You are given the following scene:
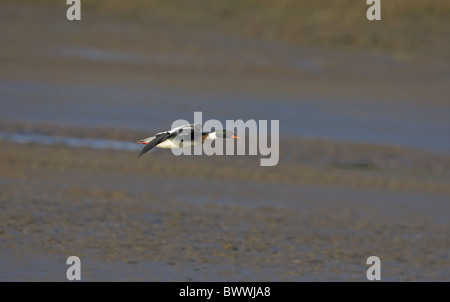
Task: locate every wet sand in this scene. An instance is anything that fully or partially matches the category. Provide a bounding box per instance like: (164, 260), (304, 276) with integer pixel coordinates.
(1, 136), (449, 281)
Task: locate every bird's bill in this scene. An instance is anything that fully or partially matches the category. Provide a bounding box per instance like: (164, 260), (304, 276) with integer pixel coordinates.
(231, 135), (241, 139)
(136, 140), (148, 144)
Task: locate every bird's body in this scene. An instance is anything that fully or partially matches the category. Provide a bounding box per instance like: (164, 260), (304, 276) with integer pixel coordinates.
(136, 124), (238, 157)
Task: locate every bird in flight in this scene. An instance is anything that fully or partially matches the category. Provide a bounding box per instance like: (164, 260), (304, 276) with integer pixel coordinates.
(136, 124), (240, 157)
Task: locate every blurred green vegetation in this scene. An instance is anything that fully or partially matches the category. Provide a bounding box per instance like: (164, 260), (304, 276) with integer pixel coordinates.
(3, 0), (450, 60)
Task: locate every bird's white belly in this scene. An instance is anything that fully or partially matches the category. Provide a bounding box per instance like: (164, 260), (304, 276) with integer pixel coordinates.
(156, 140), (179, 149)
(156, 139), (198, 149)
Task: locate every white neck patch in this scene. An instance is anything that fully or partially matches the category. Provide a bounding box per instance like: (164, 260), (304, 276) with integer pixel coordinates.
(207, 132), (218, 140)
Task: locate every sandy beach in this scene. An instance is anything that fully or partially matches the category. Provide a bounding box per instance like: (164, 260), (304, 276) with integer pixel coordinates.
(1, 1), (449, 281)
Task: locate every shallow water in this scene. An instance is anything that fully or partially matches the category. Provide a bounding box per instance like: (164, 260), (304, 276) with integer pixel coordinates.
(1, 80), (450, 153)
(0, 133), (141, 152)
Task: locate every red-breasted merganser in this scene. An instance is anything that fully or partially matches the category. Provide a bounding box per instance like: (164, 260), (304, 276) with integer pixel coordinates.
(136, 124), (240, 157)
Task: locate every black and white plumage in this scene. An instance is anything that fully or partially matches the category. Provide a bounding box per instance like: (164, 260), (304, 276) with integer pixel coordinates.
(136, 124), (239, 157)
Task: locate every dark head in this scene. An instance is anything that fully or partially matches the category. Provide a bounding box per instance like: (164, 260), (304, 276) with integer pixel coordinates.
(216, 130), (240, 139)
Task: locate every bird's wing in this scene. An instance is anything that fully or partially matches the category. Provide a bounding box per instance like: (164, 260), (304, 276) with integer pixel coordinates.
(171, 124), (204, 145)
(138, 131), (176, 157)
(139, 124), (202, 157)
(172, 129), (194, 144)
(169, 123), (202, 134)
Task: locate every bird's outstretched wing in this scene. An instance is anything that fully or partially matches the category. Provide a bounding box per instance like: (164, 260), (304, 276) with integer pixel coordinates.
(169, 123), (202, 134)
(138, 124), (202, 157)
(171, 124), (203, 146)
(138, 131), (176, 157)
